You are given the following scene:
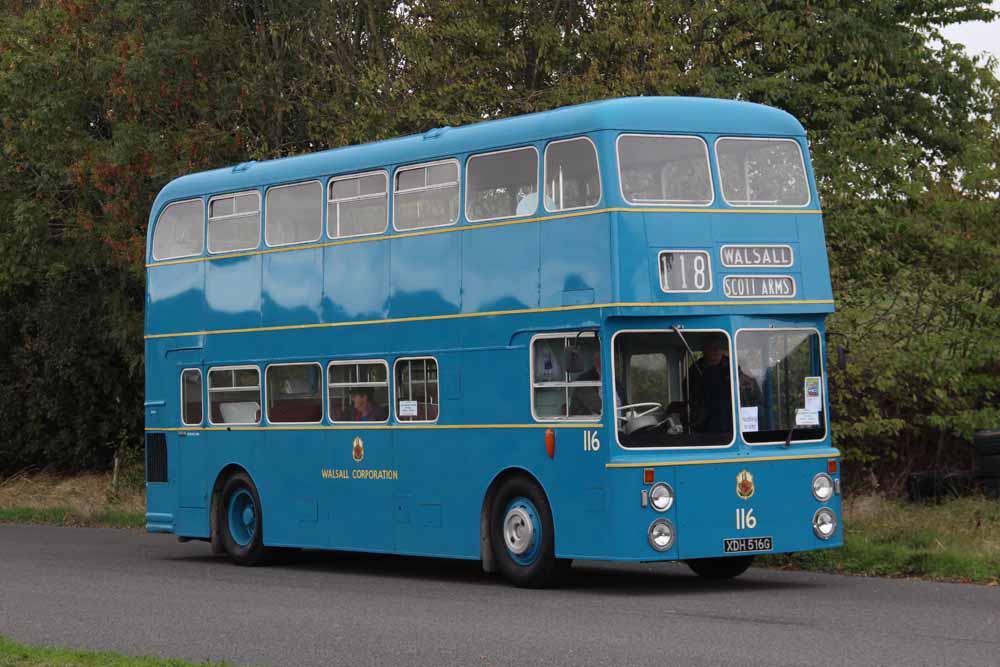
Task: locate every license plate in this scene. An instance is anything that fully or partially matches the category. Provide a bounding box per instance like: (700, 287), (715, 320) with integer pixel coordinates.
(723, 536), (773, 553)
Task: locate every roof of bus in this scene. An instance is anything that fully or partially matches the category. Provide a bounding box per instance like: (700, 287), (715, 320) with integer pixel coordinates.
(151, 96), (806, 209)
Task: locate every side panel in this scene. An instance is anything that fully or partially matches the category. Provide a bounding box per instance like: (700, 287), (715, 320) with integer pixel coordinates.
(263, 248), (323, 327)
(147, 263), (204, 335)
(205, 255), (262, 331)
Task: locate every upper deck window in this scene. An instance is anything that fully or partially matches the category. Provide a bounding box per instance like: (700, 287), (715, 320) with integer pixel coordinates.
(208, 191), (260, 254)
(716, 138), (810, 207)
(465, 147), (539, 221)
(265, 181), (323, 247)
(544, 137), (600, 212)
(393, 160), (460, 231)
(151, 199), (204, 261)
(617, 135), (713, 206)
(328, 172), (388, 239)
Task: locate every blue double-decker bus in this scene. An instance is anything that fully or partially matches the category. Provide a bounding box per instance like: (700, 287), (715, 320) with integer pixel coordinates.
(144, 97), (841, 587)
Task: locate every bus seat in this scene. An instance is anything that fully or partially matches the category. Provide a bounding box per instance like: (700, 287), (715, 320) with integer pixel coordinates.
(220, 401), (260, 424)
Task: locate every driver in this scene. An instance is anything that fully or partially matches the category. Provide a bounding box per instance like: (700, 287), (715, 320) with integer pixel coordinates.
(687, 335), (734, 433)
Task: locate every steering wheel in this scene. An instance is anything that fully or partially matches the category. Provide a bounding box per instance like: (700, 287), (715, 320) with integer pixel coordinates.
(616, 402), (665, 435)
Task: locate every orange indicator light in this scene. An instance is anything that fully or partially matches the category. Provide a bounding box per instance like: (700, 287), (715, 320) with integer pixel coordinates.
(643, 468), (655, 485)
(545, 429), (555, 459)
(827, 459), (838, 474)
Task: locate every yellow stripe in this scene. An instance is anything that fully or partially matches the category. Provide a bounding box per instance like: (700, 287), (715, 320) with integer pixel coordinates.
(148, 423), (601, 432)
(144, 299), (835, 340)
(605, 452), (838, 469)
(146, 206), (823, 268)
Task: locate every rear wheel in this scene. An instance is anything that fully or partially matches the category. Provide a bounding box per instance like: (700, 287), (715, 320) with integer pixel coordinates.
(686, 555), (755, 580)
(218, 471), (268, 565)
(490, 477), (561, 588)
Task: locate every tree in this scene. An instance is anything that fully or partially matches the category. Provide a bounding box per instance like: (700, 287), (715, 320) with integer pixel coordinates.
(0, 0), (996, 486)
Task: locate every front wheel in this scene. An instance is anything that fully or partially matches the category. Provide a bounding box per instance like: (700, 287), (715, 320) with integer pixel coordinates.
(490, 477), (561, 588)
(686, 555), (754, 580)
(218, 471), (268, 565)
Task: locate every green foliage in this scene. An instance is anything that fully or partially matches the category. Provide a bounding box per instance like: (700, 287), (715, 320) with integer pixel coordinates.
(0, 0), (997, 483)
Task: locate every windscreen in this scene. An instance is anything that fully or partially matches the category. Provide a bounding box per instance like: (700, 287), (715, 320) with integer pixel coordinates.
(613, 330), (735, 448)
(735, 330), (825, 443)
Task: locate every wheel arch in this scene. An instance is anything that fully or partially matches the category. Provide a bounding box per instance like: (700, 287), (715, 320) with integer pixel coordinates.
(479, 467), (551, 574)
(209, 463), (260, 554)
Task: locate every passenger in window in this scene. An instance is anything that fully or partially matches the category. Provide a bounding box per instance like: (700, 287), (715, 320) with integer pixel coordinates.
(350, 386), (387, 422)
(687, 335), (734, 433)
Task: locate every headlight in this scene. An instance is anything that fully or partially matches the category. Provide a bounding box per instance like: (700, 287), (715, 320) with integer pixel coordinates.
(812, 508), (837, 540)
(812, 473), (834, 502)
(648, 518), (676, 551)
(649, 482), (674, 512)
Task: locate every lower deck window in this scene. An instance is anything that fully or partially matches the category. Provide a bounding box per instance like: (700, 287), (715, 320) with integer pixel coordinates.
(329, 361), (389, 423)
(395, 358), (438, 422)
(266, 363), (322, 423)
(181, 369), (203, 425)
(613, 330), (735, 447)
(735, 329), (825, 443)
(208, 366), (261, 425)
(532, 334), (602, 420)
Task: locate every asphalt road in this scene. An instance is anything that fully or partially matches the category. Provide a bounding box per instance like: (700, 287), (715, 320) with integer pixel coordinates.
(0, 525), (997, 666)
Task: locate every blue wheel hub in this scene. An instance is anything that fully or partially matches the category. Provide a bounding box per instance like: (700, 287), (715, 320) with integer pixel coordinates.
(502, 497), (542, 566)
(227, 488), (256, 547)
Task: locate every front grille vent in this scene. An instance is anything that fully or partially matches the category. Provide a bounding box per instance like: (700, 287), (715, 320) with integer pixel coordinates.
(145, 433), (168, 483)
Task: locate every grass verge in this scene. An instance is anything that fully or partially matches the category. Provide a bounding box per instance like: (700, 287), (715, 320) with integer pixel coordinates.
(761, 494), (1000, 585)
(0, 506), (144, 529)
(0, 469), (145, 529)
(0, 636), (228, 666)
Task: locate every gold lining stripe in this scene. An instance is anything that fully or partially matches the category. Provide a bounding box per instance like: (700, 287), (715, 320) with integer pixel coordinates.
(605, 452), (838, 469)
(146, 206), (823, 268)
(144, 299), (835, 340)
(148, 423), (601, 432)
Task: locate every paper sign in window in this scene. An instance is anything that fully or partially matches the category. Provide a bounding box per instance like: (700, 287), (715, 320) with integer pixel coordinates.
(740, 406), (759, 432)
(398, 400), (418, 417)
(795, 409), (820, 427)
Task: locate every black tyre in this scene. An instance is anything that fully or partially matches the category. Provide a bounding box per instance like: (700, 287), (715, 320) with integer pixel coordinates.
(973, 430), (1000, 457)
(686, 555), (755, 580)
(218, 471), (268, 565)
(974, 454), (1000, 478)
(978, 477), (1000, 498)
(489, 476), (560, 588)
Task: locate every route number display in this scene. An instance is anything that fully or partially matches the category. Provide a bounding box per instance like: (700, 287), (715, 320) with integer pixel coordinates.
(659, 250), (712, 293)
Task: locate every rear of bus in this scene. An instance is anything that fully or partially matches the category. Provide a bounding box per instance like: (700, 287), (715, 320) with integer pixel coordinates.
(599, 102), (841, 572)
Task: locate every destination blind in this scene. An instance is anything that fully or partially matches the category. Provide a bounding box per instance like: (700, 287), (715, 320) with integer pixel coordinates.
(720, 245), (793, 268)
(723, 275), (796, 298)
